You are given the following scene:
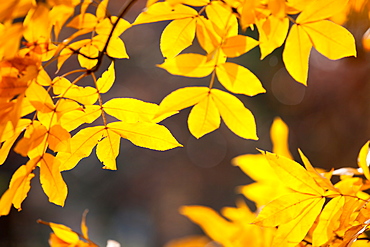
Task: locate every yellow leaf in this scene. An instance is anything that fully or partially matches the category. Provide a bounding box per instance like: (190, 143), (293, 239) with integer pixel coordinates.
(301, 20), (356, 60)
(96, 61), (115, 93)
(39, 153), (68, 206)
(221, 35), (259, 58)
(23, 4), (50, 43)
(0, 158), (37, 216)
(268, 0), (286, 19)
(50, 5), (75, 39)
(47, 124), (71, 153)
(257, 15), (289, 59)
(0, 119), (31, 165)
(312, 196), (345, 246)
(188, 94), (220, 139)
(270, 117), (292, 159)
(296, 0), (349, 24)
(0, 23), (24, 59)
(26, 82), (55, 113)
(262, 151), (324, 195)
(133, 2), (198, 25)
(196, 16), (221, 54)
(14, 121), (48, 157)
(271, 197), (325, 247)
(57, 126), (105, 171)
(49, 222), (79, 244)
(215, 62), (266, 96)
(156, 87), (209, 118)
(108, 121), (182, 151)
(59, 105), (101, 132)
(67, 13), (98, 30)
(358, 141), (370, 180)
(81, 210), (89, 239)
(96, 0), (108, 20)
(211, 89), (258, 140)
(106, 37), (129, 59)
(180, 205), (239, 246)
(96, 129), (120, 170)
(96, 17), (131, 37)
(164, 235), (213, 247)
(205, 1), (238, 38)
(298, 149), (339, 192)
(254, 193), (321, 227)
(0, 0), (34, 22)
(78, 43), (99, 69)
(158, 53), (215, 78)
(283, 24), (312, 85)
(160, 18), (197, 59)
(103, 98), (161, 123)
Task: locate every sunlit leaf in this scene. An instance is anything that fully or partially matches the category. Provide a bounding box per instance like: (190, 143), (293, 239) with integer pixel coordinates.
(211, 89), (258, 140)
(215, 62), (266, 96)
(188, 94), (220, 139)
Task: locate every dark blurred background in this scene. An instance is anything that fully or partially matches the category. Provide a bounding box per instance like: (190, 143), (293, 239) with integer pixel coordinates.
(0, 1), (369, 246)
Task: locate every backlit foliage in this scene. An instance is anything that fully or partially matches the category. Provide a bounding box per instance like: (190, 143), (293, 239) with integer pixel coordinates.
(0, 0), (368, 246)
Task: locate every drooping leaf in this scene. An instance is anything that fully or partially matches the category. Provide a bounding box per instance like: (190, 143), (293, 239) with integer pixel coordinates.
(39, 153), (68, 206)
(96, 61), (115, 94)
(188, 94), (220, 139)
(96, 129), (120, 170)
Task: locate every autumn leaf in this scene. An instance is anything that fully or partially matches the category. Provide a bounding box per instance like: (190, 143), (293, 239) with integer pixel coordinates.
(211, 89), (258, 140)
(215, 62), (266, 96)
(261, 150), (324, 195)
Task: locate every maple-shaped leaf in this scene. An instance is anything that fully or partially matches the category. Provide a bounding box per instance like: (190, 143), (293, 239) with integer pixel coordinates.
(312, 196), (345, 246)
(215, 62), (266, 96)
(261, 150), (324, 195)
(270, 197), (325, 246)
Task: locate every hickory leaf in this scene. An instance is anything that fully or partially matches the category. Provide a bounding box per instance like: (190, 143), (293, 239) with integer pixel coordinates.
(133, 2), (198, 25)
(108, 121), (182, 151)
(283, 24), (312, 84)
(160, 18), (197, 59)
(39, 153), (68, 206)
(156, 87), (210, 118)
(58, 126), (106, 171)
(301, 20), (357, 60)
(221, 35), (259, 58)
(211, 89), (258, 140)
(0, 158), (37, 216)
(96, 61), (115, 94)
(215, 62), (266, 96)
(96, 129), (120, 170)
(188, 94), (220, 139)
(158, 54), (215, 78)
